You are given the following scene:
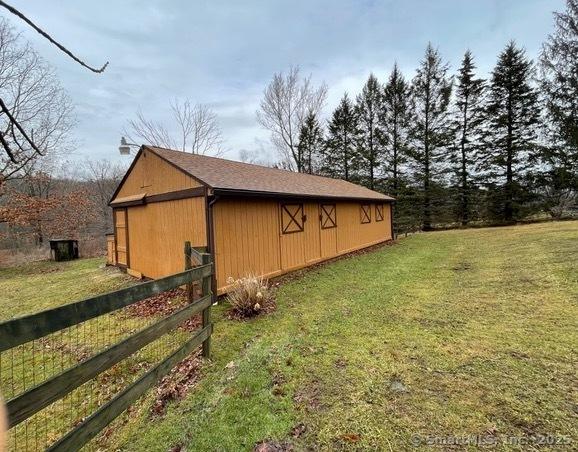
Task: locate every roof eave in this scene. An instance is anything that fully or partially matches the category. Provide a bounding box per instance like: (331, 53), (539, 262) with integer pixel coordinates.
(211, 187), (395, 203)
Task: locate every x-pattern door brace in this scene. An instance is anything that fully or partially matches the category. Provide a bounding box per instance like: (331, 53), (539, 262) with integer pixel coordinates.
(320, 204), (336, 229)
(376, 204), (384, 221)
(282, 204), (304, 233)
(361, 204), (371, 223)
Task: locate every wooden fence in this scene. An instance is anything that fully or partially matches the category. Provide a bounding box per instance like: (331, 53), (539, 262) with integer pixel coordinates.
(0, 242), (212, 451)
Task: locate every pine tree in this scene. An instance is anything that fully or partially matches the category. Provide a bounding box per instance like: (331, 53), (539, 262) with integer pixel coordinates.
(381, 63), (411, 197)
(450, 51), (486, 225)
(297, 111), (324, 174)
(355, 74), (385, 190)
(408, 44), (453, 230)
(541, 0), (578, 153)
(481, 42), (541, 222)
(322, 93), (359, 181)
(539, 0), (578, 216)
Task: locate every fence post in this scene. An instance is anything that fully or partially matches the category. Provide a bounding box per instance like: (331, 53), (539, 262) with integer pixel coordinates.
(201, 252), (212, 358)
(184, 241), (193, 303)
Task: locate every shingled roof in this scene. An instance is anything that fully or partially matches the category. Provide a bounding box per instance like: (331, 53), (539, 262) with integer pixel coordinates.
(147, 146), (394, 202)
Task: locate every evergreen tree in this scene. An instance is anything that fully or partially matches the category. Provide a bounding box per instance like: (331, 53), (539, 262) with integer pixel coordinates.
(481, 42), (541, 222)
(297, 111), (324, 174)
(408, 44), (453, 230)
(322, 93), (359, 181)
(539, 0), (578, 215)
(450, 51), (486, 225)
(355, 74), (385, 190)
(541, 0), (578, 153)
(381, 63), (411, 196)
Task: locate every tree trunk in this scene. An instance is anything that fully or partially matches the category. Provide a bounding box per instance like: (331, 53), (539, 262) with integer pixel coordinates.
(344, 129), (349, 181)
(505, 88), (514, 222)
(424, 151), (431, 230)
(369, 120), (375, 190)
(423, 98), (432, 231)
(460, 96), (469, 226)
(392, 111), (399, 197)
(461, 145), (468, 226)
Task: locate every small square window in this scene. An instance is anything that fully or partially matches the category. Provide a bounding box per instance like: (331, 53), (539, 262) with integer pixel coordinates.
(281, 204), (304, 234)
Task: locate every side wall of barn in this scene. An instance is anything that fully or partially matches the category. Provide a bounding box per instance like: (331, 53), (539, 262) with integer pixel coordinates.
(110, 149), (208, 278)
(125, 198), (207, 278)
(213, 199), (392, 293)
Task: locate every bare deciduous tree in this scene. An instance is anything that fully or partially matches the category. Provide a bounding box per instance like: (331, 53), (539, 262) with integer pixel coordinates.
(257, 66), (327, 172)
(0, 1), (106, 166)
(0, 18), (75, 188)
(125, 111), (175, 150)
(126, 100), (224, 155)
(173, 101), (224, 154)
(81, 160), (126, 234)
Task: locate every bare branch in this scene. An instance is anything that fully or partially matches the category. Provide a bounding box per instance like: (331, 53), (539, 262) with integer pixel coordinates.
(126, 100), (224, 156)
(0, 96), (42, 161)
(0, 0), (108, 73)
(257, 66), (327, 172)
(0, 19), (74, 186)
(125, 110), (175, 149)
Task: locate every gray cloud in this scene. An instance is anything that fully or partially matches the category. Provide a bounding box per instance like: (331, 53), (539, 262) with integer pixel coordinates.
(4, 0), (564, 163)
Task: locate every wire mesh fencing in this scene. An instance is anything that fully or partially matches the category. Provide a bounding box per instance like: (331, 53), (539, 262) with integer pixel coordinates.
(0, 245), (212, 451)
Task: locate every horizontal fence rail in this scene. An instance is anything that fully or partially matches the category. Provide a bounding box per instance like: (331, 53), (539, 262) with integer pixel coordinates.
(6, 295), (212, 428)
(0, 264), (212, 351)
(48, 325), (212, 452)
(0, 241), (213, 451)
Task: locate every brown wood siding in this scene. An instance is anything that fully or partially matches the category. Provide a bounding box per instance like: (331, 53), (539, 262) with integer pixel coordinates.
(280, 221), (306, 270)
(383, 203), (392, 237)
(114, 208), (128, 266)
(320, 206), (337, 259)
(213, 199), (281, 290)
(336, 202), (390, 254)
(303, 203), (321, 264)
(106, 235), (116, 265)
(213, 199), (393, 293)
(115, 149), (202, 199)
(125, 198), (207, 279)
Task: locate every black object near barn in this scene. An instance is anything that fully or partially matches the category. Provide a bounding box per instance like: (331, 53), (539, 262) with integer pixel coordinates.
(49, 239), (79, 261)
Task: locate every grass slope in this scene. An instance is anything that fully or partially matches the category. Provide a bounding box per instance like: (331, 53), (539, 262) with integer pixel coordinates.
(0, 258), (134, 319)
(1, 222), (576, 450)
(114, 221), (577, 451)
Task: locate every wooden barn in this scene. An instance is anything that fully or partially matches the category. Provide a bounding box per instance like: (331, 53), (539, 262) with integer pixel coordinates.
(108, 146), (395, 294)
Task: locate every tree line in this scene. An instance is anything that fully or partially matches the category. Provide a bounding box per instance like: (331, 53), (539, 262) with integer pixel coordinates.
(2, 0), (578, 258)
(0, 8), (225, 257)
(258, 1), (578, 232)
(0, 15), (122, 257)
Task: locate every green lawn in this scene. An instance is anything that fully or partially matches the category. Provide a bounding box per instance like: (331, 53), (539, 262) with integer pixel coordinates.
(2, 222), (577, 451)
(0, 258), (135, 319)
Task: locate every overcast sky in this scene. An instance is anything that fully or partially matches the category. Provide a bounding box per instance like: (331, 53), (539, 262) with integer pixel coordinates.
(4, 0), (565, 165)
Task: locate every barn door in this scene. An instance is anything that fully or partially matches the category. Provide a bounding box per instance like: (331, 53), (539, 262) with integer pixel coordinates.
(279, 203), (305, 270)
(319, 203), (337, 258)
(303, 203), (321, 263)
(114, 208), (129, 266)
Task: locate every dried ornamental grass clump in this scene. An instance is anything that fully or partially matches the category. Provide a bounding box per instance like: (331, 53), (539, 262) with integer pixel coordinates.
(226, 274), (275, 319)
